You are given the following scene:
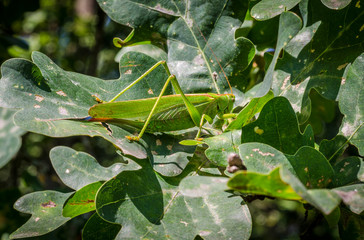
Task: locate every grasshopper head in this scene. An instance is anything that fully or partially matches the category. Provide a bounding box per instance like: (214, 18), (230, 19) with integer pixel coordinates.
(217, 94), (235, 114)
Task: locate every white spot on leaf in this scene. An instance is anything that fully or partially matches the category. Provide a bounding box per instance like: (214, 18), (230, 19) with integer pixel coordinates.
(180, 221), (188, 227)
(58, 107), (69, 116)
(199, 230), (211, 236)
(35, 95), (44, 102)
(281, 75), (290, 90)
(113, 165), (121, 171)
(341, 122), (355, 137)
(341, 77), (346, 85)
(56, 90), (67, 97)
(193, 54), (204, 65)
(252, 148), (274, 157)
(178, 43), (185, 49)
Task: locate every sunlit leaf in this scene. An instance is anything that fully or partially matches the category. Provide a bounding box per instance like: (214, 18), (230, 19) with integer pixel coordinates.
(10, 191), (72, 239)
(271, 2), (363, 123)
(95, 160), (252, 239)
(237, 143), (342, 214)
(338, 53), (364, 155)
(98, 0), (255, 94)
(251, 0), (301, 21)
(50, 146), (139, 190)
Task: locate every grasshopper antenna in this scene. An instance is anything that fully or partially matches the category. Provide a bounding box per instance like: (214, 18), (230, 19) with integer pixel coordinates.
(194, 22), (233, 95)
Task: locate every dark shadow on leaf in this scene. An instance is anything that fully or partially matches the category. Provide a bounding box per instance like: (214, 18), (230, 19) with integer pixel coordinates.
(97, 160), (164, 224)
(29, 64), (51, 92)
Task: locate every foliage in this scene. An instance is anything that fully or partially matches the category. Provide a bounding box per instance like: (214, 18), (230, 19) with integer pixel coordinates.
(0, 0), (363, 239)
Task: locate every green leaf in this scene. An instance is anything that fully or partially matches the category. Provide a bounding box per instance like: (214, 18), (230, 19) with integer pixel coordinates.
(0, 52), (158, 159)
(98, 0), (255, 94)
(204, 130), (242, 167)
(185, 146), (225, 176)
(241, 97), (314, 155)
(338, 53), (364, 155)
(115, 43), (167, 63)
(10, 191), (72, 239)
(50, 146), (136, 190)
(238, 143), (341, 214)
(302, 88), (337, 135)
(247, 15), (280, 49)
(179, 176), (228, 197)
(63, 182), (103, 218)
(319, 135), (348, 162)
(95, 161), (252, 239)
(338, 209), (363, 240)
(321, 0), (352, 10)
(271, 2), (363, 123)
(0, 107), (25, 168)
(82, 213), (121, 240)
(324, 207), (341, 229)
(143, 133), (196, 177)
(332, 156), (364, 187)
(286, 146), (335, 189)
(226, 91), (274, 130)
(333, 184), (364, 214)
(228, 168), (302, 200)
(251, 0), (301, 20)
(255, 11), (302, 97)
(239, 142), (294, 173)
(0, 50), (197, 169)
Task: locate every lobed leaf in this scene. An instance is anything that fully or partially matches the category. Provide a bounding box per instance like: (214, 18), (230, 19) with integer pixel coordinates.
(333, 184), (364, 214)
(271, 2), (363, 123)
(82, 213), (121, 240)
(10, 191), (72, 239)
(0, 50), (198, 172)
(0, 107), (25, 168)
(241, 97), (314, 155)
(204, 130), (241, 167)
(338, 53), (364, 155)
(50, 146), (138, 190)
(98, 0), (255, 94)
(251, 0), (301, 21)
(228, 168), (302, 200)
(321, 0), (352, 10)
(63, 182), (103, 218)
(319, 135), (348, 162)
(255, 11), (302, 97)
(286, 146), (335, 189)
(237, 143), (343, 214)
(226, 91), (274, 130)
(95, 160), (252, 239)
(332, 156), (364, 187)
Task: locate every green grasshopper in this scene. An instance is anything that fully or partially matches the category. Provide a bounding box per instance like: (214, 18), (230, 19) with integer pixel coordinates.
(86, 31), (236, 142)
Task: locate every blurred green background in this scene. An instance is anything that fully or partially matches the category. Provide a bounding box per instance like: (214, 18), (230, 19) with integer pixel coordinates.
(0, 0), (341, 239)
